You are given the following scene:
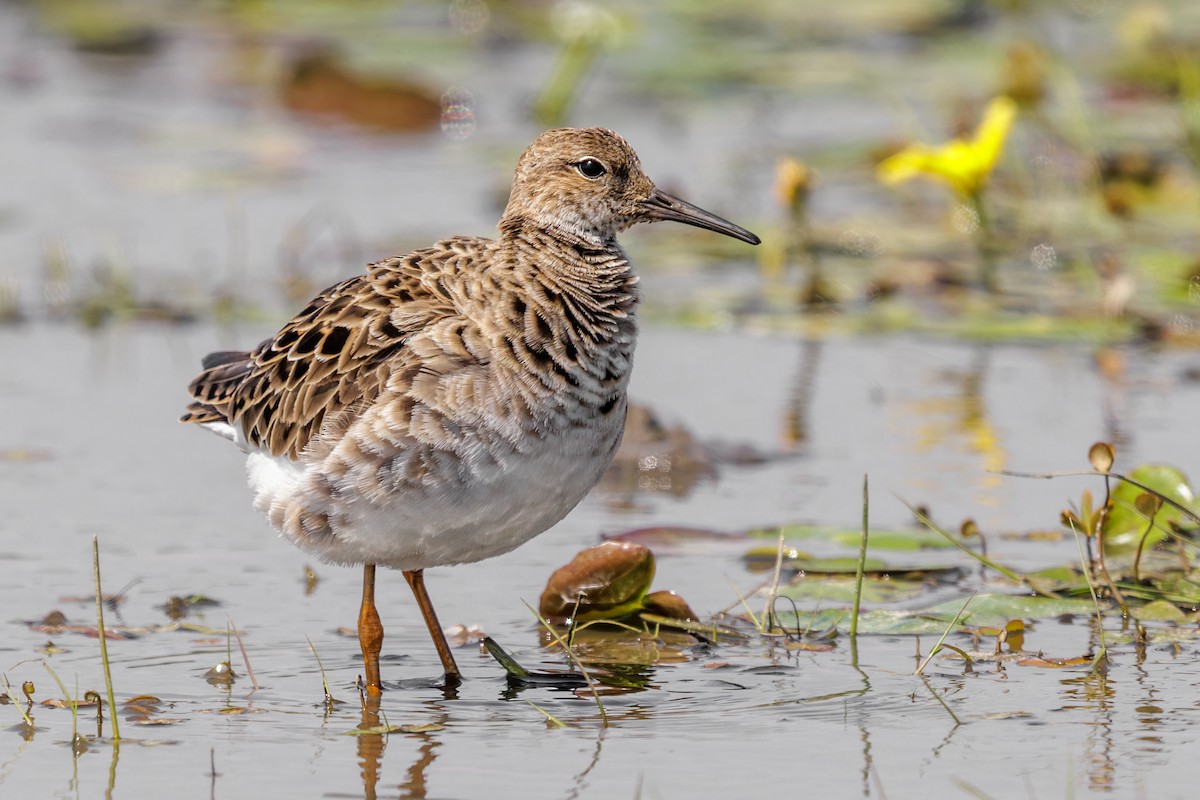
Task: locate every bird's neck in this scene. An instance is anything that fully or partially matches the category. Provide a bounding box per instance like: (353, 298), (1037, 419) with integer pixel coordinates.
(494, 226), (639, 348)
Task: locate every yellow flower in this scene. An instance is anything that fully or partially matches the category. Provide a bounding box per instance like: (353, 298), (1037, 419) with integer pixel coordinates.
(878, 96), (1017, 197)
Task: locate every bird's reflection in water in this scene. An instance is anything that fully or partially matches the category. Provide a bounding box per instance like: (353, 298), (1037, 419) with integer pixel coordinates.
(354, 688), (450, 800)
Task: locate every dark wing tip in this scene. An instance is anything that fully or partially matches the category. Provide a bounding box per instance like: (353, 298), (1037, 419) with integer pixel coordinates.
(201, 350), (252, 369)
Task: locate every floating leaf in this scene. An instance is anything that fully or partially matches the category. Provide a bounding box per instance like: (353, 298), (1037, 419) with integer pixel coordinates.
(754, 524), (956, 551)
(539, 542), (655, 622)
(482, 637), (588, 689)
(1104, 464), (1198, 552)
(642, 591), (697, 621)
(1134, 600), (1189, 622)
(777, 575), (931, 605)
(603, 526), (744, 555)
(779, 594), (1101, 635)
(1016, 655), (1094, 668)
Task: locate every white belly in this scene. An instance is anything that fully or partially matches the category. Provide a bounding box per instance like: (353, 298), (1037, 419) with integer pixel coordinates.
(245, 417), (623, 571)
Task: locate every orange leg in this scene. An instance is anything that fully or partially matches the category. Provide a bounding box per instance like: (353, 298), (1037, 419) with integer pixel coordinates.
(403, 569), (460, 681)
(358, 564), (384, 696)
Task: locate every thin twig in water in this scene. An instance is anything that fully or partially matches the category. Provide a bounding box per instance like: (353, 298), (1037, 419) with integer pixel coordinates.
(41, 661), (80, 745)
(528, 702), (567, 728)
(227, 615), (260, 691)
(93, 536), (120, 741)
(915, 593), (975, 676)
(726, 578), (765, 633)
(901, 499), (1042, 590)
(920, 675), (962, 726)
(524, 601), (608, 728)
(305, 636), (340, 709)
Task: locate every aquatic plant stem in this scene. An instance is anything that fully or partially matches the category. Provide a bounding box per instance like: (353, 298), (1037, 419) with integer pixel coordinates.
(920, 675), (962, 726)
(227, 615), (259, 691)
(524, 601), (608, 728)
(93, 536), (120, 742)
(999, 469), (1200, 526)
(1067, 521), (1109, 672)
(763, 530), (786, 633)
(1, 675), (32, 726)
(728, 579), (766, 633)
(850, 475), (869, 643)
(1132, 513), (1159, 584)
(902, 499), (1039, 589)
(529, 702), (567, 728)
(970, 191), (999, 293)
(305, 636), (340, 710)
(41, 661), (82, 748)
(915, 593), (975, 675)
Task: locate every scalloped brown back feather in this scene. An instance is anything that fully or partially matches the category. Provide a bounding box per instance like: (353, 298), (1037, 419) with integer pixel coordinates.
(183, 127), (758, 471)
(183, 244), (464, 459)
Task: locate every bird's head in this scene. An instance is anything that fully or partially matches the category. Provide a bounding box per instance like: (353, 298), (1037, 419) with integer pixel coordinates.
(500, 127), (760, 248)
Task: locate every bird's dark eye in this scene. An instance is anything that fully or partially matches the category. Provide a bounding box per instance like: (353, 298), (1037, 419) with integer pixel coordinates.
(575, 158), (606, 179)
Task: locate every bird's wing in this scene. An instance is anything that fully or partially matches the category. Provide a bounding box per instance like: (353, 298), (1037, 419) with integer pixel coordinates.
(182, 247), (466, 459)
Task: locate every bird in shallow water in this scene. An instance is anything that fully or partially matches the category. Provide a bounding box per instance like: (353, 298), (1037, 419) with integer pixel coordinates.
(181, 127), (760, 694)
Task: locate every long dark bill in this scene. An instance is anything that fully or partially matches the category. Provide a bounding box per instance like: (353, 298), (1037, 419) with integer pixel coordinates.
(641, 187), (761, 245)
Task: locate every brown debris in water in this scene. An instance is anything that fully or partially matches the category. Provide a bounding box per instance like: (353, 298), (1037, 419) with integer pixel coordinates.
(281, 46), (440, 133)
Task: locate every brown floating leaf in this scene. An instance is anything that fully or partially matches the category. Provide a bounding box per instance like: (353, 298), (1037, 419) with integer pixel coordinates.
(41, 698), (98, 709)
(1134, 492), (1163, 517)
(783, 641), (836, 652)
(539, 542), (655, 622)
(642, 590), (698, 621)
(126, 716), (185, 726)
(603, 526), (742, 554)
(281, 47), (440, 133)
(1016, 655), (1094, 668)
(1088, 442), (1115, 474)
(40, 610), (68, 627)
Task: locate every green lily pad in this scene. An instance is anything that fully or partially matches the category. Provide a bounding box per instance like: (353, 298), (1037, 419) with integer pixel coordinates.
(1103, 464), (1198, 553)
(777, 575), (930, 605)
(778, 593), (1102, 635)
(1133, 600), (1190, 622)
(751, 524), (956, 551)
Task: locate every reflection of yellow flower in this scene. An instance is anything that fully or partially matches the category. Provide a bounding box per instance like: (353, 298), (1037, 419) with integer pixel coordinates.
(878, 97), (1017, 197)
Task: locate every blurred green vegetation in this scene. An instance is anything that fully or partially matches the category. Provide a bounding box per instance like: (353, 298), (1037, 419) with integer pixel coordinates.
(7, 0), (1200, 343)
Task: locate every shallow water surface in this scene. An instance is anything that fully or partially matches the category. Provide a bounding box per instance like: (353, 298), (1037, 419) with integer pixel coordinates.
(3, 323), (1200, 798)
